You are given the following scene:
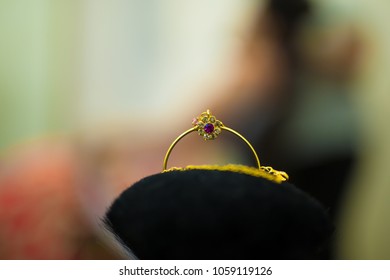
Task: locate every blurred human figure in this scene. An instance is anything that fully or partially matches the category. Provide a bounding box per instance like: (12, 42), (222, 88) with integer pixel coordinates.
(204, 0), (362, 224)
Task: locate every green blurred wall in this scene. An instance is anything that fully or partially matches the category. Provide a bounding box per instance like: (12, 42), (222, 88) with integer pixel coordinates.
(0, 0), (80, 151)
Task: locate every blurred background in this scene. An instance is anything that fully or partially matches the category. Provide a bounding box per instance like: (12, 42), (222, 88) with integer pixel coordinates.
(0, 0), (390, 259)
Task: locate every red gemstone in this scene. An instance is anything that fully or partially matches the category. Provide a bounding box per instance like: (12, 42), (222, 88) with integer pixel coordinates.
(204, 123), (214, 134)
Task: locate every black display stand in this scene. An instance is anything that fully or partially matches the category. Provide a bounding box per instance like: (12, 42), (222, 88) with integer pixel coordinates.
(105, 169), (332, 259)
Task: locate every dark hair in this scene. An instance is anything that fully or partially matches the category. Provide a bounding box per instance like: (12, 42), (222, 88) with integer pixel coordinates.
(266, 0), (311, 44)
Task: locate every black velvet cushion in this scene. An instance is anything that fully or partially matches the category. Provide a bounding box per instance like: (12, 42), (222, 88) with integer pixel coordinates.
(104, 169), (332, 259)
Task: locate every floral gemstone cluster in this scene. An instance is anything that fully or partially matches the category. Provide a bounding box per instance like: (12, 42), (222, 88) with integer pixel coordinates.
(192, 110), (223, 140)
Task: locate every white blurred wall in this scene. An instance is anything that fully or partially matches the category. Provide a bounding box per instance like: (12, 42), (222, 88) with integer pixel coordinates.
(0, 0), (257, 150)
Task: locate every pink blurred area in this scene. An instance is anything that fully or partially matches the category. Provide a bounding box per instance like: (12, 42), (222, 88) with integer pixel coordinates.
(0, 139), (124, 259)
